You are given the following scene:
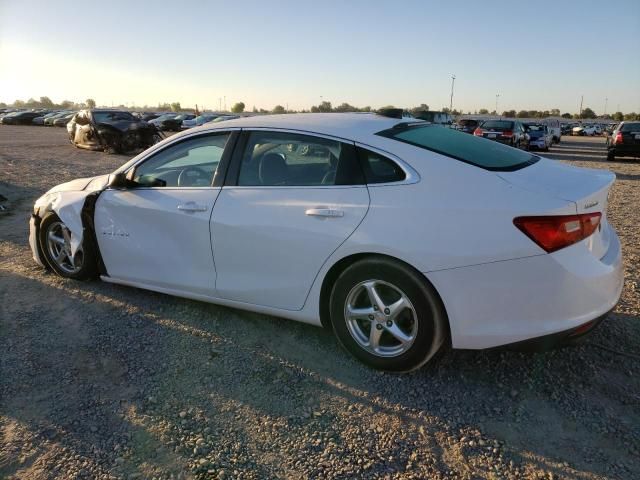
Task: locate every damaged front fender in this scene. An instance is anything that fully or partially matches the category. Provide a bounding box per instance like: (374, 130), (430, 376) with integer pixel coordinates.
(34, 191), (92, 256)
(32, 175), (111, 259)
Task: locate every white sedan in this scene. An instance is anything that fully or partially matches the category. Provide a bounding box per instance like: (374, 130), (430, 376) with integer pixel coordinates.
(29, 113), (623, 371)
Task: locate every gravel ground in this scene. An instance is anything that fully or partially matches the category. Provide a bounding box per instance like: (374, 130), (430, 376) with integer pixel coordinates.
(1, 126), (638, 480)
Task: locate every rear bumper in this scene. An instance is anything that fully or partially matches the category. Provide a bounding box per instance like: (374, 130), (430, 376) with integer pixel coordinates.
(427, 226), (623, 349)
(502, 310), (609, 351)
(528, 139), (547, 148)
(608, 144), (640, 157)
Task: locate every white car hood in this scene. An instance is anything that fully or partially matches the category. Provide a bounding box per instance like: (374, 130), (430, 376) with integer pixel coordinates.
(35, 174), (111, 255)
(45, 174), (110, 194)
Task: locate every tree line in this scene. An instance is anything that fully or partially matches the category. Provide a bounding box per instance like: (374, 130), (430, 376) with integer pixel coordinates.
(2, 97), (638, 121)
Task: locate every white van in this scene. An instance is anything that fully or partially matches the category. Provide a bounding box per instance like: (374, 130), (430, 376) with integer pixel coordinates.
(541, 119), (562, 144)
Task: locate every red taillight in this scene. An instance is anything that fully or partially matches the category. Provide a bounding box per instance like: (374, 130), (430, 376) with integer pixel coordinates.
(502, 130), (513, 137)
(513, 213), (602, 253)
(614, 132), (623, 144)
(473, 128), (483, 136)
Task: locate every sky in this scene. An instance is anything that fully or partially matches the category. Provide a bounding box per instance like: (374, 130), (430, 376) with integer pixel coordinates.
(1, 0), (639, 114)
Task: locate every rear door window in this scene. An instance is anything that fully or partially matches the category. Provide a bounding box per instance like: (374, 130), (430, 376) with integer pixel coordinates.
(237, 131), (363, 186)
(377, 124), (539, 171)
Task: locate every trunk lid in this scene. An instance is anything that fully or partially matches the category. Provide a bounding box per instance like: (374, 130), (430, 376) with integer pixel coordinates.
(498, 158), (615, 258)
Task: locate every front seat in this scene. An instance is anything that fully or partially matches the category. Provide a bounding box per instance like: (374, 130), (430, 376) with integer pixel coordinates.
(258, 153), (288, 185)
(321, 153), (339, 184)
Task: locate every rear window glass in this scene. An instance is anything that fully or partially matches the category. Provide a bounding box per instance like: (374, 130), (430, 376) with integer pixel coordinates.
(480, 121), (513, 130)
(620, 123), (640, 132)
(377, 125), (539, 171)
(459, 119), (478, 126)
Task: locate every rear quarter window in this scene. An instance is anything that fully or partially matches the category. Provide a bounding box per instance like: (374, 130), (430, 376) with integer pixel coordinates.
(377, 124), (539, 171)
(357, 148), (406, 184)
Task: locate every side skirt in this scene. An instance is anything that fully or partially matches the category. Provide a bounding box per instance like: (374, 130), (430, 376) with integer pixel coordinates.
(100, 275), (323, 327)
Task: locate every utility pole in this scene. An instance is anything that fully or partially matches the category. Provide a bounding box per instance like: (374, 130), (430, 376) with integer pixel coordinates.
(224, 96), (226, 111)
(495, 94), (500, 115)
(604, 97), (608, 116)
(579, 95), (584, 117)
(449, 75), (456, 112)
(219, 98), (222, 111)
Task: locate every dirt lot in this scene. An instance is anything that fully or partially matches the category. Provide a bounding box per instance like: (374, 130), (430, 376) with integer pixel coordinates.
(1, 126), (638, 480)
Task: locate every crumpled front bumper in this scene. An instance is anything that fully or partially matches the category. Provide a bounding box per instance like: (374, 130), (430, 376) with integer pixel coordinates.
(29, 214), (45, 267)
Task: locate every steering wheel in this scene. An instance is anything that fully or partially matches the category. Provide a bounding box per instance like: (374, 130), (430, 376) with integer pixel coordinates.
(177, 166), (210, 187)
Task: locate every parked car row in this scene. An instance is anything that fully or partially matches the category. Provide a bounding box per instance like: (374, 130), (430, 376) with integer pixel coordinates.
(0, 108), (80, 127)
(0, 108), (241, 131)
(468, 120), (555, 151)
(0, 108), (242, 154)
(563, 122), (617, 136)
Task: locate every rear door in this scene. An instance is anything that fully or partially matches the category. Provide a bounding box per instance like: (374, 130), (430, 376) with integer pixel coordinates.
(210, 129), (370, 310)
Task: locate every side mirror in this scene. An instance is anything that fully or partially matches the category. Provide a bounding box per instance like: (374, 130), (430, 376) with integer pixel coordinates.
(108, 172), (130, 189)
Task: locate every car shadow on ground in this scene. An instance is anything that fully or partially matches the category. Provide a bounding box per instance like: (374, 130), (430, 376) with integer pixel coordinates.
(2, 265), (638, 479)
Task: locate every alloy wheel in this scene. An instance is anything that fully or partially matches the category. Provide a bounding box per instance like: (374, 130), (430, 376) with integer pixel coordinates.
(46, 221), (84, 274)
(344, 279), (418, 357)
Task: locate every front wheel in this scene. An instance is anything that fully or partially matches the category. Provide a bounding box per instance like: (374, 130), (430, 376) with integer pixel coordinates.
(330, 257), (447, 371)
(38, 212), (98, 280)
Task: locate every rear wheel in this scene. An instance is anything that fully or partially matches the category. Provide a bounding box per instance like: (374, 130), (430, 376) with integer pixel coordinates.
(330, 257), (447, 371)
(607, 151), (615, 161)
(38, 212), (97, 280)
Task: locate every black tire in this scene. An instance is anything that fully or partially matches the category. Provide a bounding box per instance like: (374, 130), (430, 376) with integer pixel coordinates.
(329, 257), (447, 372)
(607, 151), (615, 161)
(38, 212), (98, 280)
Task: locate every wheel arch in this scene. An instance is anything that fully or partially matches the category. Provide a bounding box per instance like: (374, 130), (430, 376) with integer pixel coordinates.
(318, 252), (452, 344)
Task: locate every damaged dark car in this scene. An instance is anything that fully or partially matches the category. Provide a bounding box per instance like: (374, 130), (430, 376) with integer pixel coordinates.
(67, 109), (164, 154)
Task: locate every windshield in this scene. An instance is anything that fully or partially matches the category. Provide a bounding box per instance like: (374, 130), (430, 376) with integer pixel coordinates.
(377, 124), (538, 172)
(93, 111), (135, 123)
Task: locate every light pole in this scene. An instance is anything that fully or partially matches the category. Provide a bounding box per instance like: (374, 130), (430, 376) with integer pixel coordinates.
(604, 97), (608, 116)
(495, 94), (500, 115)
(449, 75), (456, 112)
(579, 95), (584, 117)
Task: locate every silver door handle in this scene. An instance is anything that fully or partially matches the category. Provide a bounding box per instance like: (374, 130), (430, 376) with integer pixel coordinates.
(305, 208), (344, 217)
(177, 203), (208, 212)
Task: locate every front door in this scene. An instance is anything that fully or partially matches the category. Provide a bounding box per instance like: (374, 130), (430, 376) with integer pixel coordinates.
(95, 131), (234, 296)
(211, 130), (370, 310)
